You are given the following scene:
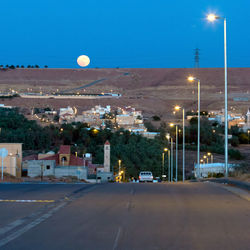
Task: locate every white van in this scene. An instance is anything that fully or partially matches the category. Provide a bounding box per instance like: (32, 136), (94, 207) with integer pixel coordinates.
(139, 171), (153, 182)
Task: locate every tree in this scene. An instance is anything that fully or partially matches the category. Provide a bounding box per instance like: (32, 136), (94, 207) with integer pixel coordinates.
(230, 136), (239, 147)
(152, 115), (161, 121)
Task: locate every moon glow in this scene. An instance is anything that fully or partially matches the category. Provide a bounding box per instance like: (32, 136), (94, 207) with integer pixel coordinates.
(77, 55), (90, 67)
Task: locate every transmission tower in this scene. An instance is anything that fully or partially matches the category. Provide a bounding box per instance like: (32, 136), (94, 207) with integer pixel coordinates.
(194, 48), (200, 68)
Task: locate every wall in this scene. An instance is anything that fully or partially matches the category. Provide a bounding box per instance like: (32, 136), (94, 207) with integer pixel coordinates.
(55, 166), (87, 180)
(27, 160), (55, 178)
(0, 143), (22, 177)
(194, 163), (236, 178)
(27, 160), (87, 180)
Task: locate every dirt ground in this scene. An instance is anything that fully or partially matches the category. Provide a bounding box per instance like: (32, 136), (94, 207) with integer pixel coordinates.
(0, 68), (249, 122)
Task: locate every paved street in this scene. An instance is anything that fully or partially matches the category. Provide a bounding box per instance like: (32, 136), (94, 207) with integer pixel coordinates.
(0, 182), (249, 250)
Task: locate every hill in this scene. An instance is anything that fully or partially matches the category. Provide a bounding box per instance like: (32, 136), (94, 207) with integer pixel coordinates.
(0, 68), (249, 121)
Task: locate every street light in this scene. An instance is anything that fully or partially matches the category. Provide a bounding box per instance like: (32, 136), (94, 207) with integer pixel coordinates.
(162, 148), (168, 180)
(207, 152), (213, 163)
(166, 134), (171, 182)
(170, 123), (178, 182)
(188, 76), (201, 178)
(203, 155), (208, 164)
(175, 105), (185, 182)
(207, 13), (228, 177)
(118, 159), (121, 176)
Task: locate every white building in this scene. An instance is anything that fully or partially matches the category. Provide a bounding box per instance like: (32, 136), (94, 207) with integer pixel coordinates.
(59, 106), (74, 116)
(194, 163), (237, 178)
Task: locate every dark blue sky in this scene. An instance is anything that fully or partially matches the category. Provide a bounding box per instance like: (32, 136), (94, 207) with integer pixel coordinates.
(1, 0), (250, 68)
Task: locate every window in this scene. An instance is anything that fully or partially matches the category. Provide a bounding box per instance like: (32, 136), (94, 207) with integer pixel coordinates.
(61, 156), (67, 161)
(46, 165), (50, 170)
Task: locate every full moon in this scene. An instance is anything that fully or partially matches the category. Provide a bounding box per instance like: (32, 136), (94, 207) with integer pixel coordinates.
(77, 55), (90, 67)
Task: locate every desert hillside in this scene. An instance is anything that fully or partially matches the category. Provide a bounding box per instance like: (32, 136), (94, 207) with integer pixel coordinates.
(0, 68), (249, 121)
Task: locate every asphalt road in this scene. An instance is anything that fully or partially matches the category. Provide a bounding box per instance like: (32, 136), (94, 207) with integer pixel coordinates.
(0, 182), (249, 250)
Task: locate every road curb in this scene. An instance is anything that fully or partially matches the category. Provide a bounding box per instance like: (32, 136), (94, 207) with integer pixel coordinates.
(201, 178), (250, 191)
(208, 182), (250, 202)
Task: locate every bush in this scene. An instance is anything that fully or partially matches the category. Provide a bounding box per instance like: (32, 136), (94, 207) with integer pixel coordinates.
(152, 115), (161, 121)
(230, 136), (239, 147)
(229, 149), (243, 160)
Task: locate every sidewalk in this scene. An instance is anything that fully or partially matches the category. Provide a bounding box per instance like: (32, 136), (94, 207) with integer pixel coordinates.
(204, 178), (250, 191)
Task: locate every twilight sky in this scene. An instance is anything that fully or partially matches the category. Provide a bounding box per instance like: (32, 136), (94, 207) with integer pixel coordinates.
(1, 0), (250, 68)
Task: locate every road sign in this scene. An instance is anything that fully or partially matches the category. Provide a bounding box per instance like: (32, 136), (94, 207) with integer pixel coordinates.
(0, 148), (8, 158)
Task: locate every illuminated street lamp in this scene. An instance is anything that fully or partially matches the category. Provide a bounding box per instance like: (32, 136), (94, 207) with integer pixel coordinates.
(207, 13), (228, 177)
(175, 105), (185, 182)
(170, 123), (178, 182)
(166, 134), (171, 182)
(118, 159), (121, 174)
(188, 76), (201, 178)
(162, 148), (168, 180)
(207, 152), (213, 163)
(203, 155), (208, 164)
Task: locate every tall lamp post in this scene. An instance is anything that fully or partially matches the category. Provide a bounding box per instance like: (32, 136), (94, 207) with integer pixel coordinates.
(166, 134), (171, 182)
(162, 148), (168, 180)
(118, 159), (121, 182)
(207, 152), (213, 163)
(175, 106), (185, 182)
(170, 123), (178, 182)
(188, 76), (201, 178)
(207, 14), (228, 178)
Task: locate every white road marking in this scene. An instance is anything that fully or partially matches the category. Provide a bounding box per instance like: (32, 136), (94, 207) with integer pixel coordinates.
(0, 184), (98, 248)
(0, 202), (67, 248)
(0, 219), (25, 236)
(113, 227), (122, 250)
(0, 199), (54, 203)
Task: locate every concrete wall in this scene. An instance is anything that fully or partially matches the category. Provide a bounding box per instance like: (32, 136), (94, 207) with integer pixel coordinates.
(55, 166), (87, 180)
(27, 160), (87, 180)
(194, 163), (236, 178)
(27, 160), (55, 178)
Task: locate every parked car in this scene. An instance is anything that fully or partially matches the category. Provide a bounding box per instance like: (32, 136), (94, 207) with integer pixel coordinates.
(139, 171), (153, 182)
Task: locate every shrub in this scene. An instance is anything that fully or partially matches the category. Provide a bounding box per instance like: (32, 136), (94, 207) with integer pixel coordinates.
(152, 115), (161, 121)
(230, 136), (239, 147)
(229, 149), (243, 160)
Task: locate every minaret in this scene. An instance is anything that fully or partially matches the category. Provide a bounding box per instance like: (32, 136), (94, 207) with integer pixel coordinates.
(247, 108), (250, 126)
(104, 140), (110, 172)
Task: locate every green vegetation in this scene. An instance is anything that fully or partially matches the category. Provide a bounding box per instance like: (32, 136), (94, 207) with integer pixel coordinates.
(152, 115), (161, 121)
(0, 108), (51, 151)
(0, 109), (164, 177)
(0, 94), (19, 99)
(0, 109), (245, 178)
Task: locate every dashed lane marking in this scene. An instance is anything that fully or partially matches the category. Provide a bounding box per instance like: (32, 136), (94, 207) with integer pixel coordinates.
(113, 227), (122, 250)
(0, 199), (55, 203)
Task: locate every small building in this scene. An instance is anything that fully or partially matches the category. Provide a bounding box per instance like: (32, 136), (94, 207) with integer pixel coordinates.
(27, 145), (88, 180)
(0, 143), (22, 177)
